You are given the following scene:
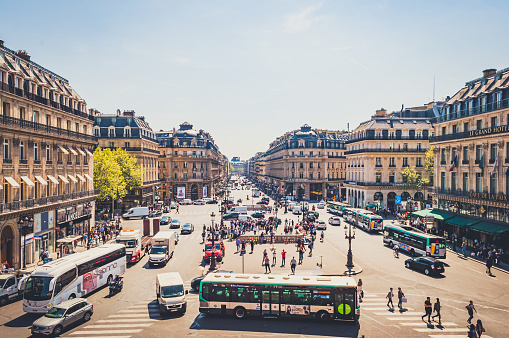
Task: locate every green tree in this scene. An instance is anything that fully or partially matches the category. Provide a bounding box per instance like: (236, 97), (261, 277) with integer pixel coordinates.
(114, 148), (143, 193)
(400, 167), (430, 204)
(93, 148), (124, 202)
(424, 146), (434, 181)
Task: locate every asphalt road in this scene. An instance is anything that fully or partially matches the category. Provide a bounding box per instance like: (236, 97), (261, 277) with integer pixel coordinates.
(1, 186), (508, 337)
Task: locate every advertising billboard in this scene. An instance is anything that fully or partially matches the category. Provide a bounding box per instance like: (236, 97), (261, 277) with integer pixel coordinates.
(177, 186), (186, 199)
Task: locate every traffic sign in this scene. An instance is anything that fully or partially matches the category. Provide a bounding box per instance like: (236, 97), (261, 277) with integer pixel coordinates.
(240, 250), (246, 255)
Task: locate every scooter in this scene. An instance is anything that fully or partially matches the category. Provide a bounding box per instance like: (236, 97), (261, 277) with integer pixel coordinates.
(109, 277), (123, 296)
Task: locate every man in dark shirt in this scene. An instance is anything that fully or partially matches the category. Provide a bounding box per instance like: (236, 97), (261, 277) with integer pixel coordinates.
(422, 297), (432, 323)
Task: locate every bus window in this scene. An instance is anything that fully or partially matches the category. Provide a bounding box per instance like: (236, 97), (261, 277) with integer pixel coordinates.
(282, 289), (291, 303)
(291, 290), (312, 305)
(209, 286), (229, 302)
(230, 286), (249, 303)
(312, 291), (332, 306)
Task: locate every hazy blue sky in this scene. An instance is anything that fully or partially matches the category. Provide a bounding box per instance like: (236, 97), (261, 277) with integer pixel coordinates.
(2, 1), (509, 160)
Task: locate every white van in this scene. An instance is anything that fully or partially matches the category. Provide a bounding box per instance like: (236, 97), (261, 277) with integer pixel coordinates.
(229, 206), (247, 215)
(156, 272), (188, 315)
(238, 215), (254, 222)
(181, 199), (192, 205)
(123, 207), (149, 220)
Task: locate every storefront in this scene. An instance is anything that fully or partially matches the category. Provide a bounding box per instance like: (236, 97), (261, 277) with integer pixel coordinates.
(56, 203), (92, 240)
(33, 211), (56, 262)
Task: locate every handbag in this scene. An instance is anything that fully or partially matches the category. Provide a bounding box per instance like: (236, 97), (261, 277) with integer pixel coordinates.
(401, 296), (407, 303)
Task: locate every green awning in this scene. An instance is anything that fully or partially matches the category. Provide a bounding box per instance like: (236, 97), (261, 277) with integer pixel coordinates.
(445, 215), (480, 227)
(412, 209), (432, 218)
(428, 209), (454, 221)
(365, 204), (378, 208)
(469, 221), (509, 236)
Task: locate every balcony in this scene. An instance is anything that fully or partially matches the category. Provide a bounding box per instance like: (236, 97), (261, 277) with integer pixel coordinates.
(462, 160), (469, 165)
(430, 124), (509, 144)
(435, 98), (509, 125)
(3, 158), (12, 164)
(344, 148), (427, 155)
(19, 159), (28, 165)
(346, 136), (427, 144)
(0, 82), (94, 121)
(0, 114), (97, 142)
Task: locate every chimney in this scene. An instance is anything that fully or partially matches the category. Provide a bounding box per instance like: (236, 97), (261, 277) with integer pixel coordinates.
(15, 50), (31, 62)
(0, 40), (4, 48)
(116, 109), (121, 116)
(375, 108), (386, 117)
(483, 69), (497, 78)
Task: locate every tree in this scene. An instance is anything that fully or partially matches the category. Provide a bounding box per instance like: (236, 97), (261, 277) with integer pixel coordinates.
(400, 167), (430, 209)
(424, 146), (434, 182)
(93, 148), (143, 202)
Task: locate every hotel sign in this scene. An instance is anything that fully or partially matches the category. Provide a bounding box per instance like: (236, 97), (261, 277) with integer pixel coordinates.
(469, 125), (509, 137)
(469, 192), (508, 202)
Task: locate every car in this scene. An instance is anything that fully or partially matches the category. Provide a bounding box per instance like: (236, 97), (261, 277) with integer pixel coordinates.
(204, 241), (225, 263)
(31, 298), (93, 336)
(190, 270), (234, 292)
(170, 203), (178, 209)
(317, 202), (325, 209)
(206, 199), (218, 204)
(170, 219), (181, 229)
(251, 212), (265, 219)
(237, 199), (242, 203)
(292, 208), (301, 215)
(256, 200), (268, 205)
(160, 216), (171, 225)
(181, 223), (194, 234)
(405, 257), (445, 276)
(193, 199), (206, 205)
(163, 206), (170, 213)
(223, 212), (239, 220)
(316, 220), (327, 230)
(151, 210), (162, 217)
(329, 216), (342, 225)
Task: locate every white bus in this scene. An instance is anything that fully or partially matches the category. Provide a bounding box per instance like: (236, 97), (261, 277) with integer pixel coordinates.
(199, 273), (359, 322)
(23, 244), (126, 313)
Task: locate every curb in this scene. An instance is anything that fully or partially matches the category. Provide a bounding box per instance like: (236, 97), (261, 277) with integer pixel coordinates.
(447, 248), (509, 275)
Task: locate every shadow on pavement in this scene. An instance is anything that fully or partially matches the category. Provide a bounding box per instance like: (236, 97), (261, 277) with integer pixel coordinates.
(3, 312), (41, 328)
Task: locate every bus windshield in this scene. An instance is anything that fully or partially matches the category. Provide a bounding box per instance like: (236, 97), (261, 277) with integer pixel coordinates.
(24, 276), (53, 301)
(161, 285), (184, 298)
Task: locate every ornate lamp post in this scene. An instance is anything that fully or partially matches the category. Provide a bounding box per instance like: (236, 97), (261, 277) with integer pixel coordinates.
(18, 215), (34, 269)
(209, 212), (217, 271)
(344, 219), (355, 271)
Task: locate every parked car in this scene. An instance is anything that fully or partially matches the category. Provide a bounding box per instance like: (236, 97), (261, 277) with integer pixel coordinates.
(207, 199), (218, 204)
(31, 298), (93, 336)
(405, 257), (445, 276)
(163, 206), (170, 213)
(256, 200), (268, 205)
(251, 212), (265, 219)
(315, 220), (327, 230)
(223, 212), (239, 220)
(193, 199), (206, 205)
(181, 223), (194, 234)
(329, 216), (342, 225)
(160, 216), (171, 225)
(190, 270), (234, 292)
(170, 203), (178, 209)
(204, 241), (225, 263)
(171, 219), (181, 229)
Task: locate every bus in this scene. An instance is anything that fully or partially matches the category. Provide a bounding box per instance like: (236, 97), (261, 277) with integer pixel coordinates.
(383, 225), (446, 258)
(358, 211), (384, 232)
(23, 244), (126, 313)
(326, 201), (351, 216)
(199, 273), (359, 322)
(343, 207), (364, 225)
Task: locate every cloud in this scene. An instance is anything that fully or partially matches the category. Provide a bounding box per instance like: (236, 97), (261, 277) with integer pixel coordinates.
(283, 5), (323, 33)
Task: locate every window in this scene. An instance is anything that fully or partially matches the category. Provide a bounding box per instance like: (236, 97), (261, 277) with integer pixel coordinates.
(54, 268), (77, 295)
(309, 162), (313, 168)
(475, 145), (482, 162)
(475, 173), (482, 193)
(389, 143), (395, 150)
(403, 143), (408, 151)
(124, 142), (130, 148)
(452, 124), (457, 134)
(441, 149), (446, 163)
(490, 144), (497, 162)
(376, 172), (381, 183)
(46, 145), (50, 161)
(299, 173), (304, 179)
(192, 173), (196, 179)
(299, 163), (303, 169)
(490, 174), (497, 194)
(389, 173), (395, 183)
(477, 120), (483, 130)
(491, 116), (498, 128)
(20, 141), (25, 160)
(310, 151), (313, 156)
(375, 157), (382, 166)
(34, 143), (39, 161)
(299, 151), (303, 156)
(464, 122), (469, 132)
(442, 127), (446, 135)
(309, 172), (313, 179)
(416, 157), (422, 167)
(402, 157), (408, 167)
(416, 143), (422, 151)
(440, 172), (446, 190)
(463, 147), (469, 163)
(3, 139), (9, 159)
(389, 157), (395, 166)
(174, 173), (177, 179)
(463, 173), (469, 192)
(451, 172), (456, 191)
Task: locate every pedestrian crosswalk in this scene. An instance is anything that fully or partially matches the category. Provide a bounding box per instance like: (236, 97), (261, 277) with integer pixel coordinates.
(360, 293), (492, 338)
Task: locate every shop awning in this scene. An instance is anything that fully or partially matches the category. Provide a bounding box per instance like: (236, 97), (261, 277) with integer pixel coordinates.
(76, 147), (86, 156)
(75, 174), (86, 182)
(4, 176), (20, 188)
(58, 145), (69, 154)
(47, 175), (59, 185)
(20, 176), (35, 187)
(85, 149), (93, 156)
(35, 175), (48, 186)
(68, 147), (78, 156)
(84, 173), (93, 181)
(366, 204), (378, 208)
(412, 209), (432, 218)
(428, 209), (454, 221)
(469, 221), (509, 236)
(58, 174), (69, 184)
(67, 174), (78, 183)
(445, 215), (480, 227)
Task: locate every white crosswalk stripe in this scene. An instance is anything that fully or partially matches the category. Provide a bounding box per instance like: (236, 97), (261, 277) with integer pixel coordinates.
(69, 330), (143, 335)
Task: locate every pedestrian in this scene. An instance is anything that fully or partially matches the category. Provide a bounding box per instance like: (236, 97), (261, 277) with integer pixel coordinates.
(264, 256), (271, 273)
(467, 323), (477, 338)
(281, 249), (286, 266)
(462, 241), (467, 257)
(236, 238), (241, 252)
(262, 249), (267, 265)
(272, 249), (277, 266)
(176, 205), (179, 214)
(386, 288), (394, 309)
(308, 241), (313, 256)
(250, 240), (254, 253)
(397, 287), (404, 309)
(298, 246), (304, 264)
(466, 300), (477, 324)
(476, 319), (485, 337)
(357, 279), (364, 299)
(432, 298), (441, 324)
(486, 255), (493, 275)
(290, 256), (296, 274)
(422, 297), (432, 323)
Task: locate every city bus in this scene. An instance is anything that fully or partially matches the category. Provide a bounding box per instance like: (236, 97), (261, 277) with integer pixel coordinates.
(199, 273), (359, 322)
(23, 244), (126, 313)
(343, 207), (364, 225)
(326, 201), (351, 216)
(358, 211), (384, 232)
(383, 225), (446, 258)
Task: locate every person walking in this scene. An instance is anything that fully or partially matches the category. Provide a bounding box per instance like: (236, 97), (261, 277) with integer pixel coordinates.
(262, 249), (267, 265)
(176, 205), (179, 214)
(386, 288), (394, 309)
(431, 298), (442, 324)
(250, 240), (254, 253)
(422, 297), (432, 323)
(272, 249), (277, 266)
(486, 255), (493, 275)
(462, 241), (467, 257)
(290, 257), (296, 274)
(357, 279), (364, 299)
(397, 287), (404, 310)
(308, 241), (313, 256)
(236, 238), (241, 252)
(467, 323), (478, 338)
(264, 256), (271, 273)
(466, 300), (477, 324)
(476, 319), (485, 337)
(281, 249), (286, 267)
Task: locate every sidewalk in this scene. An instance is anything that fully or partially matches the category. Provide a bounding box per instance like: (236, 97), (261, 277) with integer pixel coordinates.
(447, 245), (509, 274)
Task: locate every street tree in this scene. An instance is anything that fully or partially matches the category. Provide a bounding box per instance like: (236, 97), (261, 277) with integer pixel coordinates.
(93, 148), (124, 202)
(400, 167), (429, 210)
(114, 148), (143, 194)
(424, 146), (434, 181)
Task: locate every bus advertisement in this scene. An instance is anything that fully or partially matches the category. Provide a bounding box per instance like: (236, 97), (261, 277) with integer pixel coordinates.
(383, 225), (446, 258)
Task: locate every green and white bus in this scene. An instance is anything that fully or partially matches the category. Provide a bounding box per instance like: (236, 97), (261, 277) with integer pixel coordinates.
(199, 273), (359, 322)
(358, 211), (384, 232)
(326, 201), (351, 216)
(383, 225), (447, 258)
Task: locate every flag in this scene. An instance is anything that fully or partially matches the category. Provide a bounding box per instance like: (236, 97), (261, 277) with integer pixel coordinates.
(491, 153), (498, 176)
(479, 154), (485, 176)
(449, 155), (457, 172)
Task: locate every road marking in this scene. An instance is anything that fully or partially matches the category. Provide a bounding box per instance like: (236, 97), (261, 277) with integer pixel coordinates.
(374, 311), (419, 316)
(128, 304), (158, 309)
(119, 309), (160, 313)
(108, 314), (161, 318)
(428, 336), (493, 338)
(362, 307), (414, 311)
(386, 317), (429, 321)
(68, 336), (131, 338)
(69, 329), (143, 334)
(85, 324), (153, 328)
(96, 319), (158, 323)
(398, 322), (457, 326)
(414, 327), (470, 332)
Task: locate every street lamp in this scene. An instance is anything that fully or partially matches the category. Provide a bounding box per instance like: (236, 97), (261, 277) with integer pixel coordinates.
(209, 212), (217, 271)
(344, 219), (355, 271)
(18, 215), (34, 269)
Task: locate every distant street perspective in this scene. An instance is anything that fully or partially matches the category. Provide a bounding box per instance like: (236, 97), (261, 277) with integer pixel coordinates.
(2, 2), (509, 338)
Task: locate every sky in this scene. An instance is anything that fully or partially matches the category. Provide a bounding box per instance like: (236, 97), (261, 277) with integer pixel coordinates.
(2, 0), (509, 160)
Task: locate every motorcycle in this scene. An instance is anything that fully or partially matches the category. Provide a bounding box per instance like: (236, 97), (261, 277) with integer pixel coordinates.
(109, 277), (123, 296)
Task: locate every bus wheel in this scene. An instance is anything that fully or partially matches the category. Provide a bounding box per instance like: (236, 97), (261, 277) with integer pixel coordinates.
(389, 242), (394, 248)
(234, 306), (246, 319)
(68, 293), (76, 300)
(317, 310), (330, 322)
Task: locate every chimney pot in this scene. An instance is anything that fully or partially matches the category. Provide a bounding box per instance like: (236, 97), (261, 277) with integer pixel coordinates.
(483, 69), (497, 78)
(375, 108), (386, 117)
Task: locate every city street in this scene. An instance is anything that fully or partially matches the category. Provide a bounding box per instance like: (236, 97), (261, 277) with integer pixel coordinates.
(1, 187), (508, 337)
